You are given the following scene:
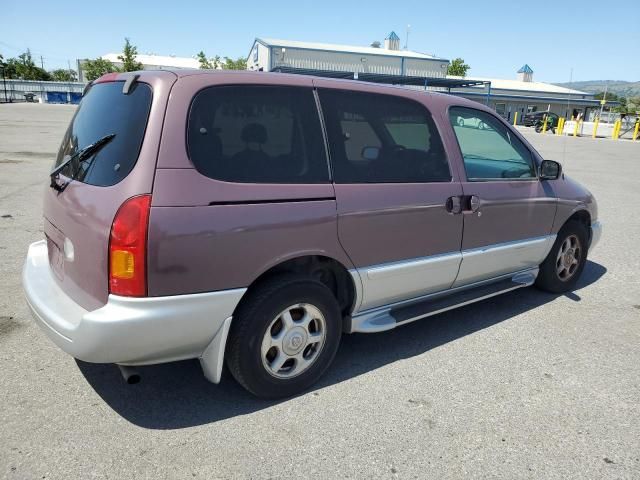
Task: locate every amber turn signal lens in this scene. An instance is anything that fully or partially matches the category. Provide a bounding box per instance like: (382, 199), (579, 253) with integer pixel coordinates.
(110, 250), (135, 279)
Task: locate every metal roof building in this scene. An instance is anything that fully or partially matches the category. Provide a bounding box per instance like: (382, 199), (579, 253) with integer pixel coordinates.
(247, 36), (450, 79)
(449, 65), (603, 122)
(248, 37), (603, 123)
(100, 53), (200, 70)
(77, 53), (201, 82)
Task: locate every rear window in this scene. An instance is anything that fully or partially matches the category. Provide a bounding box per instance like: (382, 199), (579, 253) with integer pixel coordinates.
(54, 81), (152, 187)
(187, 86), (329, 183)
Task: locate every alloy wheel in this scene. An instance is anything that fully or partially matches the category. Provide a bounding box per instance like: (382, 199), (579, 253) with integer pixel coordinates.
(556, 234), (582, 281)
(260, 303), (327, 379)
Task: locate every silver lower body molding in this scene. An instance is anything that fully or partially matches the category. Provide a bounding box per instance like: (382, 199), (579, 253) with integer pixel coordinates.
(348, 268), (538, 334)
(23, 240), (247, 374)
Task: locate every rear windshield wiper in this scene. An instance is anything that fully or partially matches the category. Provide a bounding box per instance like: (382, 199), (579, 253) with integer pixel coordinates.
(50, 134), (116, 191)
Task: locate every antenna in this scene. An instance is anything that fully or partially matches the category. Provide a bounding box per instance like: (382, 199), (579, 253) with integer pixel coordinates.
(404, 24), (411, 50)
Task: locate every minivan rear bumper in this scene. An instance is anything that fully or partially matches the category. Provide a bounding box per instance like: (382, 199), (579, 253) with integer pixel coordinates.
(23, 241), (246, 381)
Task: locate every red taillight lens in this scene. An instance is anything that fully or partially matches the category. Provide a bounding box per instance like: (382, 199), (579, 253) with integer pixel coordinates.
(109, 195), (151, 297)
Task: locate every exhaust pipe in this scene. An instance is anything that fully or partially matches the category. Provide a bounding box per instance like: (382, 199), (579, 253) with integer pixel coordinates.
(117, 364), (141, 384)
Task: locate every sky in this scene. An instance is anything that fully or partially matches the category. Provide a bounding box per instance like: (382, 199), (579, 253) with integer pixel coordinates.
(2, 0), (638, 83)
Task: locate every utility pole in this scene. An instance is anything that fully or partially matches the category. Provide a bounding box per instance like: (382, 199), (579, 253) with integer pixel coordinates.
(566, 67), (573, 119)
(599, 82), (608, 120)
(40, 56), (44, 69)
(67, 60), (73, 104)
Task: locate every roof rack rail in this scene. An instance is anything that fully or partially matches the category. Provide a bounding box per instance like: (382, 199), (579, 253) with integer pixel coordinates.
(271, 66), (491, 91)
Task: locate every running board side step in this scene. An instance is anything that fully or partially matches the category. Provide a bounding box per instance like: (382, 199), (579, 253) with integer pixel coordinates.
(348, 269), (537, 333)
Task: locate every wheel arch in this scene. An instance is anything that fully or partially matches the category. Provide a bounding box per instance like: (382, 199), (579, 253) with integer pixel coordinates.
(567, 208), (591, 227)
(564, 208), (591, 243)
(237, 254), (359, 320)
(553, 203), (591, 234)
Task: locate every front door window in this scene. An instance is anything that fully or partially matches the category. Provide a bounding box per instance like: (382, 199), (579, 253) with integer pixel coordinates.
(449, 107), (536, 181)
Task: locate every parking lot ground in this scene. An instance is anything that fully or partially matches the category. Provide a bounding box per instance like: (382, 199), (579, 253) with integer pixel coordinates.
(1, 103), (639, 480)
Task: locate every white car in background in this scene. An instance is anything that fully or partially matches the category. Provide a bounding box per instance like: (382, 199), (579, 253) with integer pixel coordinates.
(455, 116), (492, 130)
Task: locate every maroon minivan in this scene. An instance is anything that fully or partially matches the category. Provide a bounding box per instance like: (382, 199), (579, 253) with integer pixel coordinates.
(23, 70), (601, 398)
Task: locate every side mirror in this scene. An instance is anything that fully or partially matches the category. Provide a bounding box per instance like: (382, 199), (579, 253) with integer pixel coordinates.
(361, 146), (380, 161)
(539, 160), (562, 180)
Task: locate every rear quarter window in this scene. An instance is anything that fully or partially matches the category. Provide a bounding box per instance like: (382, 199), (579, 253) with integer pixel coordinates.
(187, 86), (329, 183)
(55, 81), (152, 187)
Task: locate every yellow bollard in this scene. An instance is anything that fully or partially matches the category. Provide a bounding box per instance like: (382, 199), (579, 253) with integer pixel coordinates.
(633, 120), (639, 141)
(542, 115), (548, 134)
(513, 111), (518, 126)
(557, 117), (565, 135)
(592, 117), (600, 138)
(612, 120), (621, 140)
(573, 119), (580, 137)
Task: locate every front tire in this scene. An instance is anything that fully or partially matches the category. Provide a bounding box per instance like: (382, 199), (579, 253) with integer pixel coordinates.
(535, 220), (588, 293)
(226, 275), (342, 398)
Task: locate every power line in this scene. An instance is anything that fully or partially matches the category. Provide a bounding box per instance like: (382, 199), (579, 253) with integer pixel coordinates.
(0, 40), (75, 62)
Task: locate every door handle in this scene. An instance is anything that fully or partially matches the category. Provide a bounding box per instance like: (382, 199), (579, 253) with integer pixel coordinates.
(469, 195), (481, 213)
(447, 195), (481, 214)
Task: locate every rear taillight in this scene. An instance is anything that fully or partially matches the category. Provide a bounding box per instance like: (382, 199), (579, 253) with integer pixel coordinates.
(109, 195), (151, 297)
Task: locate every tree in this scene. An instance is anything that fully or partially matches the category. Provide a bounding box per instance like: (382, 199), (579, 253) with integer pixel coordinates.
(5, 50), (51, 80)
(0, 52), (12, 77)
(223, 56), (247, 70)
(447, 58), (470, 77)
(197, 51), (246, 70)
(197, 51), (211, 69)
(626, 97), (640, 114)
(594, 91), (623, 103)
(594, 92), (639, 114)
(118, 38), (143, 72)
(197, 51), (222, 69)
(370, 41), (381, 48)
(50, 68), (77, 82)
(82, 58), (119, 81)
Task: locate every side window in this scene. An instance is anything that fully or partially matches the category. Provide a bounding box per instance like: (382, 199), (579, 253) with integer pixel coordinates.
(340, 112), (382, 163)
(188, 86), (329, 183)
(319, 89), (450, 183)
(449, 107), (536, 181)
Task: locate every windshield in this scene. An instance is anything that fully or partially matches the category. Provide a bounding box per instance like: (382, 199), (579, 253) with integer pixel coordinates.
(54, 81), (152, 187)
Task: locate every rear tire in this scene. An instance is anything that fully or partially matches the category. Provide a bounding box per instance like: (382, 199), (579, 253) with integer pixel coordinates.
(535, 220), (588, 293)
(226, 275), (342, 398)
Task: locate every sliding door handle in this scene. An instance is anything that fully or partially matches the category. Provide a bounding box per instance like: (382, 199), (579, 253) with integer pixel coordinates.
(447, 195), (481, 214)
(469, 195), (481, 212)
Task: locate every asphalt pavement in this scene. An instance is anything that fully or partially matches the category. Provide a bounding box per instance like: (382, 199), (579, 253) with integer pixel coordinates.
(1, 103), (638, 479)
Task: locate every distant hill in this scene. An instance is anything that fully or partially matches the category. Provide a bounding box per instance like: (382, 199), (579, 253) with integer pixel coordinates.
(554, 80), (640, 98)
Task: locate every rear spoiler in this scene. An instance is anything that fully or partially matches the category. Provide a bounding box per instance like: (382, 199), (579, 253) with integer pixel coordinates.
(82, 73), (140, 97)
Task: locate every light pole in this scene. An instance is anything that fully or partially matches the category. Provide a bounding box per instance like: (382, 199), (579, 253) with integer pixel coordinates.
(1, 64), (8, 103)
